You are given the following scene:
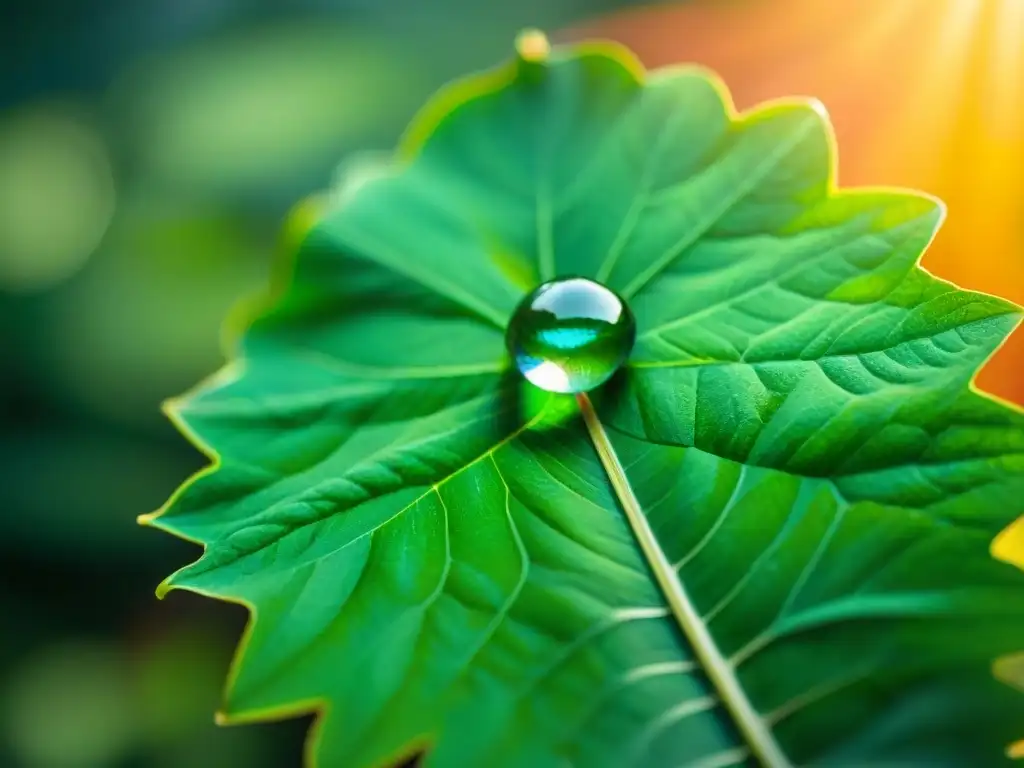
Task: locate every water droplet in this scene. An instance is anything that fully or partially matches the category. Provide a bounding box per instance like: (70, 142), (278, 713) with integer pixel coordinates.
(506, 277), (635, 394)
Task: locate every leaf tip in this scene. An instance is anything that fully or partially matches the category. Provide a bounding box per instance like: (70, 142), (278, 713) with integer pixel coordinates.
(136, 511), (156, 527)
(992, 519), (1024, 569)
(806, 96), (829, 121)
(160, 395), (184, 420)
(897, 188), (947, 230)
(515, 29), (551, 63)
(214, 710), (229, 726)
(154, 577), (175, 601)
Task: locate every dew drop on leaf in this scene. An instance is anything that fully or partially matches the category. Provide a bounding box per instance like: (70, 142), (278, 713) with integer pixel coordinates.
(506, 276), (635, 393)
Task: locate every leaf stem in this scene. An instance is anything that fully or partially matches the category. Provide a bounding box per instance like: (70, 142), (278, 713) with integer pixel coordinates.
(575, 392), (789, 768)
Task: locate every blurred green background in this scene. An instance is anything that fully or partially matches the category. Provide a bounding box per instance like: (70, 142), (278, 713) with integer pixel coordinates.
(2, 0), (1021, 766)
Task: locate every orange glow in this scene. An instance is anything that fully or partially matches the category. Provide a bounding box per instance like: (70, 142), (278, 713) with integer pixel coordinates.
(573, 0), (1024, 404)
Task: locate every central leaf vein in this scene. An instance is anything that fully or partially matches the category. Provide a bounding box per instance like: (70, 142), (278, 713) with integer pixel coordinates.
(576, 392), (791, 768)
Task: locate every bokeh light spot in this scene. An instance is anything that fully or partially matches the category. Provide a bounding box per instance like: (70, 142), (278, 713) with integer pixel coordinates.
(0, 105), (115, 293)
(2, 641), (138, 768)
(40, 202), (266, 427)
(110, 22), (419, 193)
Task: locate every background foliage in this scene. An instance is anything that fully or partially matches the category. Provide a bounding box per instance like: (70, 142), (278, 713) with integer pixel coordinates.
(1, 1), (1021, 766)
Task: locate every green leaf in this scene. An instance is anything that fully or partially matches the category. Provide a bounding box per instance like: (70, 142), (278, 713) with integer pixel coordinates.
(144, 33), (1024, 767)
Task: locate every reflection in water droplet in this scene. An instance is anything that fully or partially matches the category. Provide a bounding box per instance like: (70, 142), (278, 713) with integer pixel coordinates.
(506, 277), (636, 394)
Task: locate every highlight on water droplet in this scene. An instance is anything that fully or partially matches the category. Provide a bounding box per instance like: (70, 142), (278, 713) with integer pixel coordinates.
(506, 276), (636, 394)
